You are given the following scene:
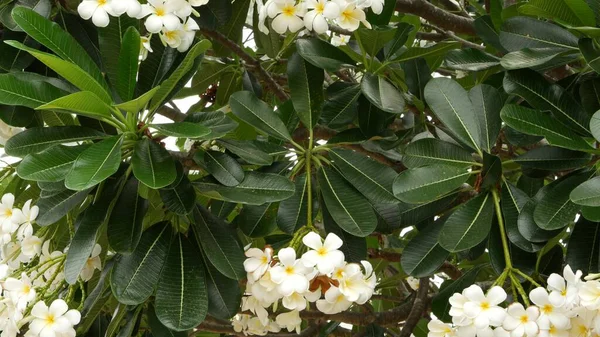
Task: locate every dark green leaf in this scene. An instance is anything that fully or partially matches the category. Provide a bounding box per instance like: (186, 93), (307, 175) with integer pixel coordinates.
(519, 0), (595, 26)
(204, 150), (244, 187)
(116, 27), (141, 101)
(132, 138), (177, 189)
(439, 193), (494, 252)
(393, 165), (471, 204)
(317, 167), (377, 237)
(444, 49), (500, 71)
(204, 262), (241, 320)
(108, 177), (148, 253)
(0, 73), (66, 109)
(151, 122), (211, 138)
(361, 73), (405, 114)
(147, 305), (187, 337)
(320, 85), (361, 128)
(401, 218), (450, 277)
(5, 126), (105, 157)
(296, 38), (355, 72)
(566, 217), (600, 274)
(403, 138), (475, 168)
(469, 84), (502, 153)
(229, 91), (292, 141)
(277, 173), (311, 235)
(17, 144), (88, 182)
(65, 135), (123, 191)
(515, 146), (592, 170)
(287, 53), (324, 128)
(535, 171), (592, 229)
(159, 176), (195, 215)
(323, 203), (367, 263)
(237, 203), (278, 238)
(36, 91), (112, 120)
(501, 48), (567, 70)
(217, 139), (272, 165)
(115, 87), (161, 114)
(502, 183), (542, 252)
(36, 188), (91, 226)
(499, 16), (579, 52)
(111, 222), (171, 305)
(570, 176), (600, 207)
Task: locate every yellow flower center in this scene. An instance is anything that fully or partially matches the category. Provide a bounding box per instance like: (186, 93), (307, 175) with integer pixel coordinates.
(549, 326), (557, 334)
(561, 289), (567, 296)
(97, 0), (106, 6)
(164, 31), (177, 40)
(520, 315), (529, 323)
(335, 295), (345, 303)
(45, 314), (55, 324)
(282, 5), (295, 16)
(23, 285), (30, 294)
(285, 266), (295, 275)
(315, 2), (324, 13)
(4, 209), (11, 217)
(542, 304), (553, 314)
(341, 9), (353, 21)
(155, 8), (165, 16)
(480, 301), (490, 310)
(317, 247), (327, 256)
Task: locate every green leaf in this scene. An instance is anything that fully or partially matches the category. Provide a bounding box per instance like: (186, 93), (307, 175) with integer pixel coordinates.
(579, 38), (600, 74)
(393, 41), (461, 63)
(384, 23), (414, 58)
(330, 148), (398, 204)
(565, 217), (600, 274)
(136, 36), (177, 94)
(500, 48), (567, 70)
(204, 262), (241, 320)
(361, 73), (405, 114)
(5, 126), (105, 157)
(514, 146), (592, 170)
(217, 139), (272, 166)
(500, 104), (593, 151)
(570, 176), (600, 207)
(65, 135), (123, 191)
(591, 110), (600, 142)
(317, 167), (377, 237)
(503, 70), (590, 135)
(237, 203), (278, 238)
(65, 175), (121, 284)
(5, 41), (111, 104)
(156, 234), (208, 331)
(519, 0), (595, 27)
(401, 218), (450, 277)
(320, 85), (361, 128)
(36, 188), (91, 226)
(108, 177), (148, 253)
(296, 38), (355, 72)
(501, 183), (542, 253)
(517, 186), (562, 243)
(469, 84), (502, 153)
(36, 91), (112, 121)
(194, 172), (295, 205)
(204, 150), (244, 187)
(116, 27), (141, 101)
(114, 87), (160, 114)
(211, 0), (249, 56)
(132, 138), (177, 189)
(534, 171), (591, 230)
(17, 144), (88, 182)
(229, 91), (292, 140)
(287, 52), (324, 129)
(277, 173), (311, 235)
(322, 203), (366, 263)
(150, 122), (211, 138)
(147, 305), (187, 337)
(392, 165), (471, 204)
(111, 222), (171, 305)
(439, 193), (494, 252)
(159, 176), (196, 215)
(0, 73), (66, 109)
(403, 138), (475, 168)
(499, 16), (579, 52)
(10, 7), (109, 96)
(424, 78), (482, 152)
(444, 49), (500, 71)
(192, 205), (245, 280)
(98, 15), (138, 91)
(149, 40), (211, 111)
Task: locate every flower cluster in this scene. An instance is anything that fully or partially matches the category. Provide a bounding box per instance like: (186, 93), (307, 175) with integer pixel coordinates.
(233, 232), (377, 336)
(257, 0), (384, 35)
(77, 0), (206, 54)
(428, 265), (600, 337)
(0, 194), (100, 337)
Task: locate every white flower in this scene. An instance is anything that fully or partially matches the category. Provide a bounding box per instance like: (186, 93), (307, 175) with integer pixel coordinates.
(13, 200), (39, 240)
(140, 35), (153, 60)
(0, 122), (22, 146)
(502, 303), (539, 337)
(356, 0), (384, 14)
(244, 247), (273, 283)
(4, 273), (36, 310)
(267, 0), (306, 34)
(0, 194), (15, 232)
(578, 281), (600, 310)
(139, 0), (182, 33)
(20, 236), (42, 260)
(463, 285), (507, 328)
(189, 0), (208, 6)
(282, 292), (307, 311)
(303, 0), (339, 34)
(547, 265), (582, 308)
(336, 264), (370, 302)
(250, 272), (281, 305)
(428, 319), (456, 337)
(269, 248), (311, 296)
(77, 0), (125, 27)
(407, 276), (420, 291)
(232, 314), (249, 333)
(530, 287), (570, 330)
(449, 291), (468, 318)
(80, 244), (101, 282)
(177, 17), (199, 52)
(333, 0), (370, 30)
(316, 286), (352, 314)
(301, 232), (344, 275)
(331, 33), (350, 46)
(29, 300), (81, 337)
(242, 296), (270, 326)
(538, 324), (569, 337)
(569, 309), (596, 337)
(160, 28), (184, 49)
(275, 310), (301, 334)
(355, 260), (376, 304)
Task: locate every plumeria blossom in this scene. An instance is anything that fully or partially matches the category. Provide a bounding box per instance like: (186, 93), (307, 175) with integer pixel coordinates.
(77, 0), (125, 27)
(80, 244), (102, 282)
(244, 247), (273, 282)
(13, 200), (39, 241)
(530, 287), (570, 330)
(301, 232), (344, 274)
(275, 310), (302, 334)
(333, 0), (370, 30)
(429, 319), (457, 337)
(267, 0), (307, 34)
(270, 247), (312, 296)
(502, 303), (539, 337)
(547, 265), (582, 308)
(304, 0), (340, 34)
(29, 300), (81, 337)
(0, 194), (15, 233)
(463, 285), (507, 329)
(316, 286), (352, 314)
(331, 33), (350, 46)
(578, 281), (600, 310)
(139, 0), (182, 33)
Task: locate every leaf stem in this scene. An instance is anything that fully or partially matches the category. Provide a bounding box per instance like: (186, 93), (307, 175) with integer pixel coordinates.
(491, 189), (512, 269)
(306, 128), (314, 228)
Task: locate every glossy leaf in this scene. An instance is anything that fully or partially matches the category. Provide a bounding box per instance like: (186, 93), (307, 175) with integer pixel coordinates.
(317, 167), (377, 237)
(17, 144), (88, 182)
(114, 87), (160, 114)
(514, 146), (591, 170)
(287, 52), (324, 128)
(570, 176), (600, 207)
(392, 165), (471, 204)
(565, 218), (600, 274)
(501, 183), (542, 253)
(469, 84), (502, 153)
(500, 48), (566, 70)
(320, 85), (361, 128)
(296, 38), (355, 72)
(36, 188), (91, 226)
(204, 151), (244, 187)
(499, 16), (579, 52)
(116, 27), (140, 101)
(217, 139), (273, 166)
(519, 0), (595, 27)
(229, 91), (292, 141)
(444, 49), (500, 71)
(361, 73), (405, 114)
(150, 122), (211, 138)
(402, 218), (450, 277)
(155, 234), (208, 331)
(5, 126), (105, 157)
(65, 135), (123, 191)
(322, 203), (367, 263)
(36, 91), (112, 121)
(403, 138), (475, 168)
(111, 222), (171, 305)
(0, 73), (66, 109)
(159, 176), (196, 215)
(108, 177), (148, 253)
(439, 193), (494, 252)
(132, 138), (177, 189)
(237, 203), (278, 238)
(204, 262), (241, 319)
(277, 173), (311, 235)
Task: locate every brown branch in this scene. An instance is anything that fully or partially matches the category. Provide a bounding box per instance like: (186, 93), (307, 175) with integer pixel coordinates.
(437, 0), (470, 17)
(395, 0), (476, 35)
(399, 278), (430, 337)
(200, 28), (290, 102)
(157, 105), (187, 122)
(421, 22), (484, 50)
(368, 249), (462, 280)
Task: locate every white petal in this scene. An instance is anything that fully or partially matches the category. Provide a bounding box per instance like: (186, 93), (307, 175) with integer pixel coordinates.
(507, 303), (525, 317)
(31, 301), (49, 318)
(548, 291), (565, 308)
(503, 316), (521, 331)
(529, 287), (549, 306)
(144, 15), (164, 33)
(92, 8), (110, 27)
(109, 0), (128, 15)
(271, 14), (289, 34)
(287, 15), (304, 32)
(302, 232), (323, 250)
(162, 14), (182, 31)
(323, 233), (343, 251)
(77, 1), (98, 20)
(547, 274), (565, 292)
(49, 299), (69, 317)
(301, 250), (320, 268)
(464, 285), (486, 302)
(323, 2), (340, 18)
(487, 286), (507, 305)
(277, 247), (296, 266)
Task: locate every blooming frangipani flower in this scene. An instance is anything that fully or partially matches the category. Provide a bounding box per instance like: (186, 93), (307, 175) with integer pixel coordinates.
(530, 287), (570, 330)
(244, 247), (273, 282)
(429, 319), (457, 337)
(267, 0), (306, 34)
(303, 0), (340, 33)
(333, 0), (370, 30)
(275, 310), (302, 334)
(463, 285), (507, 329)
(331, 33), (350, 46)
(316, 286), (352, 314)
(139, 0), (183, 33)
(269, 247), (311, 296)
(4, 273), (36, 310)
(77, 0), (126, 27)
(578, 280), (600, 310)
(502, 303), (539, 337)
(29, 300), (81, 337)
(13, 200), (39, 240)
(301, 232), (344, 274)
(0, 194), (15, 233)
(547, 265), (582, 308)
(80, 244), (102, 282)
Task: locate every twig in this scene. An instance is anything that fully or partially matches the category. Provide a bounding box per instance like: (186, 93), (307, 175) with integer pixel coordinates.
(399, 278), (430, 337)
(200, 28), (290, 102)
(395, 0), (476, 35)
(421, 22), (484, 50)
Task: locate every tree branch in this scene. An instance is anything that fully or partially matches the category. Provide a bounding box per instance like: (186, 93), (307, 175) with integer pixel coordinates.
(200, 28), (290, 102)
(395, 0), (476, 35)
(399, 278), (430, 337)
(421, 22), (484, 50)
